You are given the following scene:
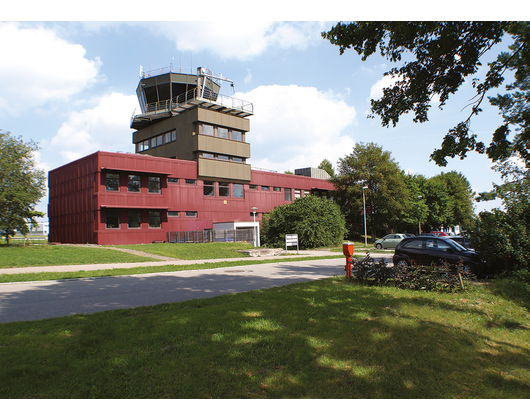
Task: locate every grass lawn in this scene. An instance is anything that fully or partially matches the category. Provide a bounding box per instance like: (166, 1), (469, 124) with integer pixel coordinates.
(1, 277), (529, 398)
(0, 242), (259, 269)
(0, 244), (156, 268)
(111, 242), (256, 260)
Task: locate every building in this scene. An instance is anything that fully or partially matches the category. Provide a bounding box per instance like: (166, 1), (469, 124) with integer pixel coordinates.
(48, 66), (332, 245)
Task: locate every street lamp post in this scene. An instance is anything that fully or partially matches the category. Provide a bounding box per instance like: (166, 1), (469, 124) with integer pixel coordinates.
(363, 186), (369, 247)
(251, 207), (258, 247)
(418, 195), (423, 235)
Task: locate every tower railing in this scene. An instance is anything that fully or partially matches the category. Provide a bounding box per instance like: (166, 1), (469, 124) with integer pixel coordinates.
(137, 87), (253, 117)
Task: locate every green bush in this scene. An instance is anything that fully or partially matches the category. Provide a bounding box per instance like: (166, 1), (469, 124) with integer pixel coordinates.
(261, 195), (346, 249)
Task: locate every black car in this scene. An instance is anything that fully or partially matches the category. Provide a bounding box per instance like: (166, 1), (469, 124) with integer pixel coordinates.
(450, 236), (472, 249)
(393, 236), (483, 275)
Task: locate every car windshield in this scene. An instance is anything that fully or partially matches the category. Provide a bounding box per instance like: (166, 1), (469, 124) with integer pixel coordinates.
(447, 238), (467, 251)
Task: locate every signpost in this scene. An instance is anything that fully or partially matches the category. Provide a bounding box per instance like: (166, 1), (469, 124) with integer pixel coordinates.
(285, 234), (299, 253)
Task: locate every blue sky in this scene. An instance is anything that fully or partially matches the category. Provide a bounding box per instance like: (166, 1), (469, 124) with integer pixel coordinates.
(2, 10), (521, 217)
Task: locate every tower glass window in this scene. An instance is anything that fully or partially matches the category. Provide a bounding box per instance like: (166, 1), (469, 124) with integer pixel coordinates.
(202, 124), (214, 136)
(218, 127), (229, 139)
(232, 130), (242, 141)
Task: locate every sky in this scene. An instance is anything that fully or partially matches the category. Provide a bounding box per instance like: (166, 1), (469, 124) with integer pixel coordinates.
(2, 6), (524, 218)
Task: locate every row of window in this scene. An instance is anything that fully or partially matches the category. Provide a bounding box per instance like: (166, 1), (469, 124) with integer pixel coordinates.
(202, 124), (243, 142)
(137, 130), (177, 152)
(135, 124), (244, 154)
(105, 210), (199, 230)
(105, 173), (161, 193)
(106, 210), (162, 229)
(105, 173), (312, 201)
(201, 152), (245, 163)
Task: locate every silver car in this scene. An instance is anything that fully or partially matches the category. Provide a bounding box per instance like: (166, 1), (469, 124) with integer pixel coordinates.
(374, 234), (408, 249)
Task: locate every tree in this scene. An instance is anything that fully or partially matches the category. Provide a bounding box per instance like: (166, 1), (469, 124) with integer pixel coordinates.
(332, 142), (410, 240)
(261, 195), (346, 249)
(318, 159), (335, 177)
(472, 161), (530, 274)
(322, 22), (530, 167)
(0, 131), (46, 245)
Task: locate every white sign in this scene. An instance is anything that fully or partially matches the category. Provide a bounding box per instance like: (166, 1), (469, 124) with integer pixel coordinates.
(285, 234), (299, 253)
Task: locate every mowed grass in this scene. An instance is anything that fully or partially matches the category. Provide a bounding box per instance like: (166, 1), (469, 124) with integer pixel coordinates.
(0, 244), (156, 268)
(112, 242), (256, 260)
(0, 242), (257, 269)
(1, 278), (529, 398)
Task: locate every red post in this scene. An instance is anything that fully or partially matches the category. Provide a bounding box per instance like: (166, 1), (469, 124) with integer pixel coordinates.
(342, 241), (354, 280)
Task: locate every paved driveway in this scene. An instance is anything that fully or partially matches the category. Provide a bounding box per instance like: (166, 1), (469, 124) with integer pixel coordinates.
(0, 259), (347, 323)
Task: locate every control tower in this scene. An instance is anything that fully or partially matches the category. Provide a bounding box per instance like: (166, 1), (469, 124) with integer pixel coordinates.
(131, 66), (253, 183)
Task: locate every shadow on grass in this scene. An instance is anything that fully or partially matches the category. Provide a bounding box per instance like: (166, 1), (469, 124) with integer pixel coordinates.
(1, 279), (529, 398)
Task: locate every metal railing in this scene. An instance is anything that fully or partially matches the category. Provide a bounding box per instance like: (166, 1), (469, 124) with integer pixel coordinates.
(167, 228), (255, 244)
(140, 87), (253, 116)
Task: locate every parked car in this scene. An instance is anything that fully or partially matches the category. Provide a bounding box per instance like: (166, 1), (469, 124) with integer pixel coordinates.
(450, 236), (472, 249)
(431, 231), (448, 236)
(374, 234), (408, 249)
(393, 236), (484, 275)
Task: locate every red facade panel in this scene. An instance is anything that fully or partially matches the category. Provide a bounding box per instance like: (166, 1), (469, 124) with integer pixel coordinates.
(48, 151), (332, 245)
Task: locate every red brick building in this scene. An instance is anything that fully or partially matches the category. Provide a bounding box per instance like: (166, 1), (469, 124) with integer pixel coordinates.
(48, 66), (332, 245)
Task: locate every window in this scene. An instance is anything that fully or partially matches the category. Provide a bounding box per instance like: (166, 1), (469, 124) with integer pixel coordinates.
(249, 185), (258, 190)
(232, 157), (243, 162)
(164, 133), (171, 144)
(232, 130), (242, 141)
(403, 239), (423, 250)
(171, 130), (177, 142)
(304, 190), (311, 197)
(151, 138), (156, 148)
(185, 179), (196, 185)
(273, 187), (281, 192)
(202, 124), (214, 136)
(204, 181), (215, 196)
(168, 177), (179, 184)
(202, 153), (215, 159)
(149, 211), (161, 228)
(105, 210), (120, 229)
(218, 155), (229, 161)
(219, 182), (230, 197)
(233, 184), (244, 198)
(168, 211), (180, 217)
(285, 188), (292, 201)
(105, 173), (120, 191)
(156, 135), (163, 146)
(128, 210), (142, 228)
(261, 186), (270, 191)
(185, 211), (197, 217)
(138, 142), (144, 152)
(143, 140), (149, 150)
(128, 175), (141, 192)
(294, 189), (301, 199)
(148, 176), (160, 194)
(218, 127), (229, 139)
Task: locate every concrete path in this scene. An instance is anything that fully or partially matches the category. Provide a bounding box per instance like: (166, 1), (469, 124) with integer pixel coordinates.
(0, 249), (393, 323)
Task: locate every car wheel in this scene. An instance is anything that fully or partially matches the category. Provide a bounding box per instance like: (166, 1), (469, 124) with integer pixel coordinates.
(375, 243), (382, 249)
(462, 263), (476, 275)
(395, 259), (410, 270)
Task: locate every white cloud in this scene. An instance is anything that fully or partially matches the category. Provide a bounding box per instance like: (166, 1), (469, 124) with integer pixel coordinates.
(369, 74), (403, 101)
(83, 21), (331, 60)
(237, 85), (356, 172)
(0, 22), (100, 115)
(50, 93), (138, 163)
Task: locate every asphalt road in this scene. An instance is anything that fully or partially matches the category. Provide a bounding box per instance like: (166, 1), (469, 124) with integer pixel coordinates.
(0, 259), (347, 323)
